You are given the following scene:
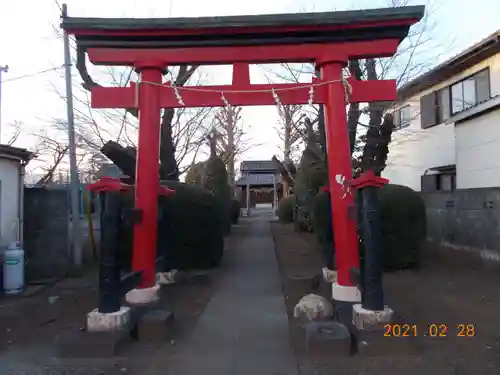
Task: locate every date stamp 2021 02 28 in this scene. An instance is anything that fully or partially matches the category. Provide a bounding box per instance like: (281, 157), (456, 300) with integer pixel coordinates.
(383, 323), (476, 337)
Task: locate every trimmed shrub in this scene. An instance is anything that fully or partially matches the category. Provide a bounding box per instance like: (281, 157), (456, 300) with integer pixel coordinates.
(231, 199), (241, 224)
(378, 184), (426, 270)
(293, 154), (327, 233)
(311, 189), (335, 268)
(277, 195), (296, 223)
(201, 157), (232, 235)
(311, 184), (426, 271)
(116, 181), (225, 271)
(186, 157), (232, 234)
(158, 181), (225, 270)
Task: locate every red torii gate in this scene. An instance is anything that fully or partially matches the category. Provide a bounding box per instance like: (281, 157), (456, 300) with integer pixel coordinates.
(62, 6), (423, 305)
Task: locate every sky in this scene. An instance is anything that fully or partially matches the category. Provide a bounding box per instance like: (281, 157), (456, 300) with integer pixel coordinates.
(0, 0), (499, 176)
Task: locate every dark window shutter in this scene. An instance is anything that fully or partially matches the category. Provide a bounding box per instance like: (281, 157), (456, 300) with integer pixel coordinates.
(420, 92), (437, 129)
(475, 69), (490, 103)
(421, 174), (438, 192)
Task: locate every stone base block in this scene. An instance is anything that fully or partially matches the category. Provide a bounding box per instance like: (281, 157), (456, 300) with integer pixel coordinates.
(86, 307), (131, 332)
(125, 284), (160, 305)
(352, 304), (394, 331)
(55, 328), (132, 358)
(305, 321), (352, 361)
(135, 309), (175, 342)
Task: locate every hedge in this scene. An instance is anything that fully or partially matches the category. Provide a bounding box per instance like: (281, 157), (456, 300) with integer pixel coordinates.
(115, 180), (225, 271)
(277, 195), (295, 223)
(312, 184), (426, 270)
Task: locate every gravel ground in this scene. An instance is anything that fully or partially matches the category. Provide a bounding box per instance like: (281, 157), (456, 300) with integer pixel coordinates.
(272, 222), (500, 375)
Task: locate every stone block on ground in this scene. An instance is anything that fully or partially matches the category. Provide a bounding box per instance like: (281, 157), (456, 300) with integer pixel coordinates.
(294, 294), (334, 322)
(305, 321), (352, 361)
(55, 328), (132, 358)
(126, 300), (162, 325)
(135, 309), (175, 342)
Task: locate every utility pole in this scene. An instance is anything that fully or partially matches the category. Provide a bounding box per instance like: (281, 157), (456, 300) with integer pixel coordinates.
(62, 3), (82, 266)
(0, 65), (9, 143)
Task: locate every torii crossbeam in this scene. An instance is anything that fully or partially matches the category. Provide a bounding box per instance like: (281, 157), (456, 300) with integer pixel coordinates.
(62, 6), (424, 308)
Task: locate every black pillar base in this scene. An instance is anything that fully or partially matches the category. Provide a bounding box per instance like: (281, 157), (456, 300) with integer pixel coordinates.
(334, 299), (359, 354)
(335, 300), (356, 328)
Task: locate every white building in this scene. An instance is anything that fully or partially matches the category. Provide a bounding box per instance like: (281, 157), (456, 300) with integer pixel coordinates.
(384, 30), (500, 191)
(0, 145), (34, 249)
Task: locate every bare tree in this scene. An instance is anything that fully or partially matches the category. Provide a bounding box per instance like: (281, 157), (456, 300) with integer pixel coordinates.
(267, 0), (445, 175)
(31, 130), (71, 185)
(276, 104), (306, 162)
(211, 105), (253, 191)
(3, 121), (22, 146)
(47, 30), (215, 180)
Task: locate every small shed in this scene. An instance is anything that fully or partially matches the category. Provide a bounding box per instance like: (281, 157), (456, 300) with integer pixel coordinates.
(0, 144), (35, 249)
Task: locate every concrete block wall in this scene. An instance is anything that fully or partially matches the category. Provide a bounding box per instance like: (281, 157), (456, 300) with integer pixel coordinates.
(421, 188), (500, 263)
(23, 186), (70, 279)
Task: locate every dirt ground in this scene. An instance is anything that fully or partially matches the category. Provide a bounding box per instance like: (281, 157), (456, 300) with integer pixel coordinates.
(0, 248), (224, 374)
(272, 221), (500, 375)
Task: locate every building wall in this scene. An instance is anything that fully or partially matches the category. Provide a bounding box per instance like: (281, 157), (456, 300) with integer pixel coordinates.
(455, 110), (500, 188)
(422, 188), (500, 263)
(384, 52), (500, 191)
(0, 158), (21, 249)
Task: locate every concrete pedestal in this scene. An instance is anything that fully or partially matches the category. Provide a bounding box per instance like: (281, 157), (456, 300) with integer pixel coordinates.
(352, 304), (394, 330)
(86, 306), (131, 332)
(125, 283), (160, 304)
(57, 306), (134, 358)
(351, 304), (420, 356)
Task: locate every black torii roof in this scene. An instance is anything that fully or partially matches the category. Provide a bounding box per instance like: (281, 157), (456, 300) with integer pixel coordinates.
(61, 6), (425, 49)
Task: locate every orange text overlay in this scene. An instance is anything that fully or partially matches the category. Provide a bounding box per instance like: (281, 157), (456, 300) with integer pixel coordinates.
(383, 324), (476, 337)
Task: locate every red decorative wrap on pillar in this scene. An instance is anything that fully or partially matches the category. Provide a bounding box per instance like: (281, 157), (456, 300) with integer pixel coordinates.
(320, 59), (360, 287)
(132, 66), (163, 289)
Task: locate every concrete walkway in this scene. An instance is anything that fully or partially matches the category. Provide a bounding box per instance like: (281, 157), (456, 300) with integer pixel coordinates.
(164, 208), (299, 375)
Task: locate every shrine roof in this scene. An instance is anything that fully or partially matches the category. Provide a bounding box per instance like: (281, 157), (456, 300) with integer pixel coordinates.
(240, 160), (279, 172)
(236, 173), (279, 187)
(61, 6), (424, 49)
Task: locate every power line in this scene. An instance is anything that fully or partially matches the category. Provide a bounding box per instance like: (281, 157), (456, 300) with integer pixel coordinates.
(53, 0), (63, 12)
(2, 65), (66, 83)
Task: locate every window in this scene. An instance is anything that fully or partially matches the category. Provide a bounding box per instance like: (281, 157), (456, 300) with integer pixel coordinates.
(421, 173), (456, 192)
(437, 87), (451, 123)
(394, 105), (411, 129)
(420, 68), (491, 128)
(450, 69), (491, 114)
